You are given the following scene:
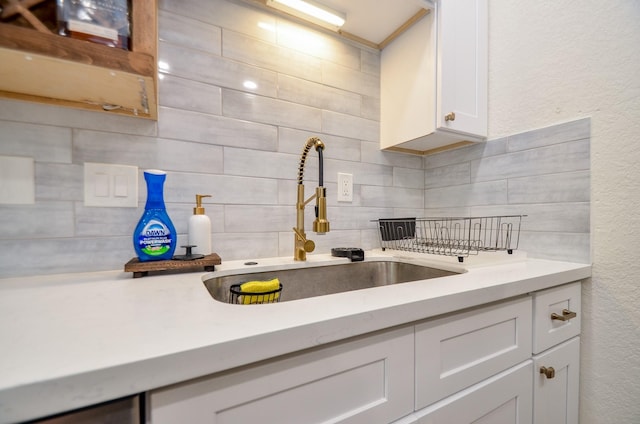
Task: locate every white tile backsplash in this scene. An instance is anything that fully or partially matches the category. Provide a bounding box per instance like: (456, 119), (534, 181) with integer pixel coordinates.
(0, 0), (590, 277)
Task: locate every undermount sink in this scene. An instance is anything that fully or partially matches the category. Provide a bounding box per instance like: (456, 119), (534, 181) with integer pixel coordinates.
(203, 260), (459, 304)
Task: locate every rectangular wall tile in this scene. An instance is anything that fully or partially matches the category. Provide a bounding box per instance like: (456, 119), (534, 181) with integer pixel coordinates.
(224, 148), (298, 180)
(425, 163), (471, 189)
(425, 181), (508, 209)
(322, 110), (379, 142)
(329, 206), (388, 230)
(158, 10), (222, 55)
(394, 167), (425, 189)
(159, 42), (278, 97)
(470, 203), (590, 233)
(159, 0), (277, 44)
(75, 204), (141, 237)
(223, 90), (322, 132)
(224, 205), (292, 232)
(278, 74), (361, 116)
(518, 232), (590, 263)
(361, 95), (380, 121)
(508, 118), (590, 151)
(508, 171), (590, 204)
(0, 121), (72, 163)
(158, 107), (278, 151)
(361, 49), (381, 77)
(361, 186), (424, 209)
(163, 173), (278, 205)
(0, 202), (74, 239)
(35, 163), (83, 202)
(322, 61), (380, 98)
(217, 232), (280, 261)
(471, 139), (589, 182)
(223, 29), (322, 82)
(159, 75), (222, 115)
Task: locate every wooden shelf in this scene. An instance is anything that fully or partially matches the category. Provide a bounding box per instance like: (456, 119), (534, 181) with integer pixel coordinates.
(0, 0), (158, 119)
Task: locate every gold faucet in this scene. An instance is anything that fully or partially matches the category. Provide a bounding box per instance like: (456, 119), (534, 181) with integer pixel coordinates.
(294, 137), (330, 261)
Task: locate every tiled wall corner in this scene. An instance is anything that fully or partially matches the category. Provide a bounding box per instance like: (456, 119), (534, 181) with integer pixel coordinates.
(424, 118), (591, 263)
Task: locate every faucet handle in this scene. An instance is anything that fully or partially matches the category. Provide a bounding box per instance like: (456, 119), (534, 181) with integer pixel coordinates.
(304, 239), (315, 253)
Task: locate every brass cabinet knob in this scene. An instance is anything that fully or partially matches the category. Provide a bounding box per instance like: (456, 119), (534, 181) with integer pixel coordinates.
(540, 366), (555, 379)
(551, 309), (577, 321)
(444, 112), (456, 122)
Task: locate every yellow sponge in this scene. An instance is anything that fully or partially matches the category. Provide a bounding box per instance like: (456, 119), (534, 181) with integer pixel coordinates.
(240, 278), (280, 304)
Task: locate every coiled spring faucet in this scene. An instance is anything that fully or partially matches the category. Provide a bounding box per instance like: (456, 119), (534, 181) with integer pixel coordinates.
(293, 137), (330, 261)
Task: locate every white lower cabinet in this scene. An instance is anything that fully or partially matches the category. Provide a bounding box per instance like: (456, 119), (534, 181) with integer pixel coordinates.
(148, 282), (583, 424)
(393, 361), (533, 424)
(533, 337), (580, 424)
(149, 325), (414, 424)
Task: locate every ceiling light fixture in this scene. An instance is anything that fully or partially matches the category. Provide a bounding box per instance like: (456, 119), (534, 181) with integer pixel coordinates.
(266, 0), (346, 31)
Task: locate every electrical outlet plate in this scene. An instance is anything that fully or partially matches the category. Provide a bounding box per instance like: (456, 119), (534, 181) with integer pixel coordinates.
(337, 172), (353, 202)
(84, 162), (138, 207)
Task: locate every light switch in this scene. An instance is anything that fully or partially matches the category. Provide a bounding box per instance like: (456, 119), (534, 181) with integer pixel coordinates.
(94, 173), (110, 197)
(114, 174), (128, 197)
(0, 155), (35, 205)
(84, 163), (138, 207)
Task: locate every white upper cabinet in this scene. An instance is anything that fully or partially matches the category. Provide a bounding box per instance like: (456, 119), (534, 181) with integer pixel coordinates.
(381, 0), (488, 154)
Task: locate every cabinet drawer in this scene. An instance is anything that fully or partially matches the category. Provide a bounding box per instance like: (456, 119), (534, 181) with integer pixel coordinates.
(150, 326), (414, 424)
(415, 296), (532, 409)
(533, 282), (581, 354)
(393, 361), (533, 424)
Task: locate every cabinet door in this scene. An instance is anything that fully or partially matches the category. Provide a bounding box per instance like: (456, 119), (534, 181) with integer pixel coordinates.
(150, 326), (414, 424)
(533, 281), (581, 354)
(380, 9), (437, 150)
(533, 337), (580, 424)
(414, 361), (533, 424)
(415, 296), (532, 409)
(437, 0), (488, 137)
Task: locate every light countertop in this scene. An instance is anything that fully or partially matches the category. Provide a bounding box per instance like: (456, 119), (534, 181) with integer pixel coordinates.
(0, 250), (591, 423)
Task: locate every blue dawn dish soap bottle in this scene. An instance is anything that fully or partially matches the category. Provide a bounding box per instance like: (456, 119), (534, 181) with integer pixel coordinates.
(133, 169), (177, 261)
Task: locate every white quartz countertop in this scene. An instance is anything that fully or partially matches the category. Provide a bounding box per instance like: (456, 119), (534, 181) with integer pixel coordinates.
(0, 250), (591, 423)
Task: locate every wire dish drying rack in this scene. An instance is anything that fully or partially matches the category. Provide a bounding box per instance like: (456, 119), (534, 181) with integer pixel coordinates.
(375, 215), (525, 262)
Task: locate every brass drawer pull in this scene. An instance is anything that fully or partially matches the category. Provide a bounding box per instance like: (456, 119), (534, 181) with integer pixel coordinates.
(444, 112), (456, 121)
(540, 366), (555, 379)
(551, 309), (577, 321)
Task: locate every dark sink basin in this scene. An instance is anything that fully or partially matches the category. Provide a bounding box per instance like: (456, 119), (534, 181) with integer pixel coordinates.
(203, 260), (459, 304)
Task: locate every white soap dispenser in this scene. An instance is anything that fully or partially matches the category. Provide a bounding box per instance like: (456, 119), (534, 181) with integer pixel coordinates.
(188, 194), (212, 255)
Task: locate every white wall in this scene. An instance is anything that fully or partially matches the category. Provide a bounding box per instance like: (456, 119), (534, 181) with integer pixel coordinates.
(489, 1), (640, 422)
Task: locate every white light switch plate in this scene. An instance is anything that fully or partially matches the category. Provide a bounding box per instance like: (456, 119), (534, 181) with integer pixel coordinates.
(84, 162), (138, 207)
(0, 155), (35, 205)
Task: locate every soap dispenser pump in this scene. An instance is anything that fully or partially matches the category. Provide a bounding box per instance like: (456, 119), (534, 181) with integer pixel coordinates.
(188, 194), (212, 256)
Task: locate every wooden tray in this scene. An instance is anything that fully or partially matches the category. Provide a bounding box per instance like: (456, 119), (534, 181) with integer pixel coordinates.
(124, 253), (221, 278)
